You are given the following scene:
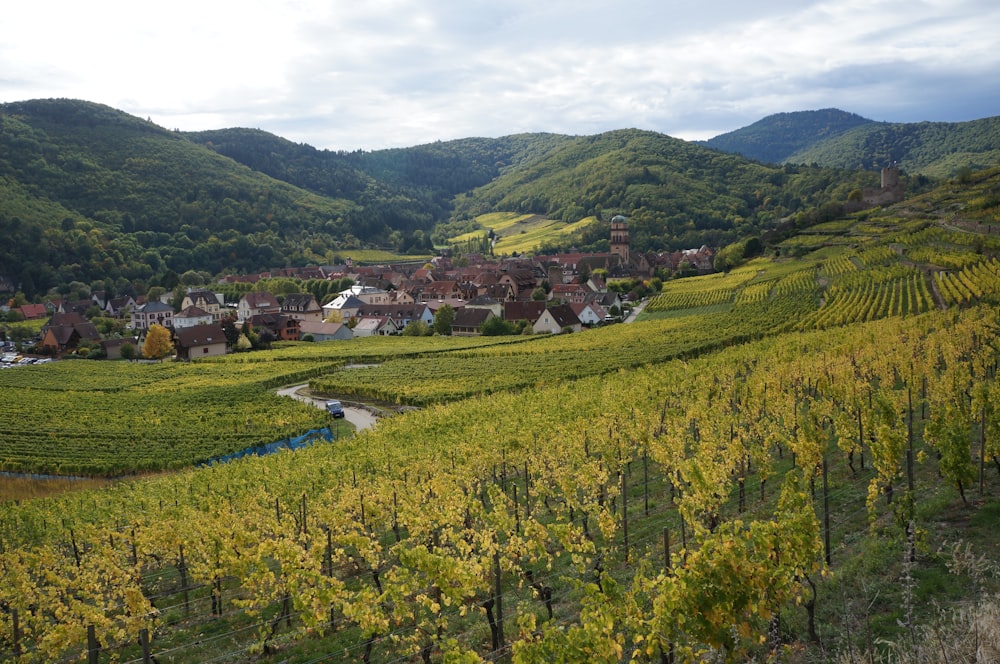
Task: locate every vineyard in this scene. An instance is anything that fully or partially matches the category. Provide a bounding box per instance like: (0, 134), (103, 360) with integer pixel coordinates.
(2, 305), (999, 662)
(0, 359), (338, 475)
(1, 177), (1000, 662)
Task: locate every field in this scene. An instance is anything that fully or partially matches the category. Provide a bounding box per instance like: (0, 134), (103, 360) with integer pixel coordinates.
(2, 174), (1000, 663)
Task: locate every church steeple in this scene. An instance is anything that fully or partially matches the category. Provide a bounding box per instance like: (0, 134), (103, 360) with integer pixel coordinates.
(610, 214), (629, 264)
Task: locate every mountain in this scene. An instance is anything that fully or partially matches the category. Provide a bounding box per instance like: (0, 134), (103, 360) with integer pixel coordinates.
(0, 99), (361, 297)
(705, 109), (1000, 178)
(186, 128), (574, 246)
(786, 116), (1000, 178)
(703, 109), (875, 164)
(5, 98), (992, 301)
(449, 128), (878, 252)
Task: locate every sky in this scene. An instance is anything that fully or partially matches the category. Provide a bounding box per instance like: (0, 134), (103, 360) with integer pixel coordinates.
(1, 0), (998, 151)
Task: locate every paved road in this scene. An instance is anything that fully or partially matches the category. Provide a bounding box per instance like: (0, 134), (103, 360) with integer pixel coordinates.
(276, 384), (379, 431)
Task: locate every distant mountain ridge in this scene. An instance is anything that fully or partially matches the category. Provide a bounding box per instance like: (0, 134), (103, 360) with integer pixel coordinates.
(703, 109), (875, 164)
(0, 98), (996, 300)
(704, 108), (1000, 177)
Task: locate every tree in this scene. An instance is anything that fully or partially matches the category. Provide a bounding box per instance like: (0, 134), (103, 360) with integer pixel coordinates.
(531, 287), (548, 301)
(481, 317), (516, 336)
(402, 320), (432, 336)
(433, 304), (455, 336)
(179, 270), (206, 286)
(146, 286), (166, 303)
(255, 327), (276, 350)
(142, 324), (173, 360)
(119, 342), (136, 361)
(220, 318), (242, 347)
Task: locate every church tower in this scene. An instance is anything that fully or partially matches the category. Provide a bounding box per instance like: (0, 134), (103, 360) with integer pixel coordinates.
(610, 214), (630, 264)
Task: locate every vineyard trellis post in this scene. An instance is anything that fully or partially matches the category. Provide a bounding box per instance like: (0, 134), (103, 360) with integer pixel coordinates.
(980, 405), (986, 497)
(139, 627), (152, 664)
(493, 545), (505, 653)
(823, 457), (831, 566)
(621, 469), (629, 563)
(87, 624), (99, 664)
(11, 607), (20, 658)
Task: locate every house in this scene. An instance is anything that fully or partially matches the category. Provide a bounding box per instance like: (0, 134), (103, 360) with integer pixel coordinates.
(39, 313), (102, 353)
(246, 313), (299, 341)
(451, 307), (495, 336)
(105, 295), (137, 318)
(570, 302), (605, 327)
(478, 282), (517, 302)
(174, 323), (228, 360)
(59, 299), (94, 316)
(181, 290), (225, 321)
(352, 316), (400, 337)
(354, 303), (433, 330)
(322, 294), (365, 322)
(591, 291), (623, 312)
(280, 293), (324, 323)
(338, 285), (391, 305)
(551, 283), (594, 304)
(424, 298), (466, 317)
(498, 268), (539, 298)
(465, 296), (503, 319)
(131, 301), (174, 331)
(17, 303), (48, 320)
(503, 300), (546, 324)
(173, 305), (214, 329)
(533, 304), (582, 334)
(586, 274), (608, 293)
(91, 291), (108, 311)
(238, 292), (280, 322)
(298, 321), (354, 342)
(418, 280), (464, 302)
(390, 289), (416, 305)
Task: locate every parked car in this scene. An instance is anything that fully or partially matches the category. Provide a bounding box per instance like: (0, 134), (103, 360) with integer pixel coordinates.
(325, 400), (345, 418)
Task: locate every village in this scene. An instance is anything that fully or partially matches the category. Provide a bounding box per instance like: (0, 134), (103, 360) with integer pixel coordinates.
(2, 218), (715, 362)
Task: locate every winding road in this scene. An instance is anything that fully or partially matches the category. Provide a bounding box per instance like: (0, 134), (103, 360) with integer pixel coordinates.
(276, 384), (379, 431)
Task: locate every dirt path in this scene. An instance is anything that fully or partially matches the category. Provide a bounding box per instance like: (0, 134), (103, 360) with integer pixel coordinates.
(276, 384), (379, 431)
(925, 270), (948, 310)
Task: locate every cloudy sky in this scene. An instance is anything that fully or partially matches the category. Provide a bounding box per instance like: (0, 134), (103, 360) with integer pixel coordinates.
(2, 0), (998, 151)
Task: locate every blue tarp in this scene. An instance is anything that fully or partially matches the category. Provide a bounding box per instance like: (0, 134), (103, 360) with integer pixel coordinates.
(201, 427), (334, 467)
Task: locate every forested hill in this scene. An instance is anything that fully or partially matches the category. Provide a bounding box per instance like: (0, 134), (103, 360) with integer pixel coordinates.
(0, 99), (360, 297)
(186, 128), (575, 243)
(198, 124), (882, 253)
(448, 129), (879, 252)
(705, 108), (1000, 178)
(786, 116), (1000, 178)
(703, 109), (875, 165)
(0, 97), (974, 300)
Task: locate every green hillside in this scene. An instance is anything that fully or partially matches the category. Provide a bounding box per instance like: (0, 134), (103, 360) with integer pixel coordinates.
(703, 108), (875, 164)
(2, 170), (1000, 662)
(705, 110), (1000, 179)
(787, 116), (1000, 178)
(2, 98), (997, 303)
(450, 128), (880, 252)
(0, 100), (358, 296)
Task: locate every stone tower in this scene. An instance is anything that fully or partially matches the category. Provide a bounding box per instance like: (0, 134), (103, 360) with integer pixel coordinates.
(881, 163), (900, 190)
(610, 215), (630, 264)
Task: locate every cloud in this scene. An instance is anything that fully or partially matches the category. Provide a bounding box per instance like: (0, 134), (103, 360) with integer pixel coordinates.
(1, 0), (997, 149)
